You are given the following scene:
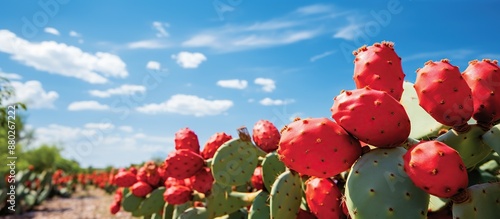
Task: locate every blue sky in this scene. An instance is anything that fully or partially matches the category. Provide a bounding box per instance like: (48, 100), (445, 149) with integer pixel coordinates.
(1, 0), (499, 168)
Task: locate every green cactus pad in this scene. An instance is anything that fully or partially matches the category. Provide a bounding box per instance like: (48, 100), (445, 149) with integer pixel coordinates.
(480, 159), (500, 175)
(223, 208), (248, 218)
(468, 168), (499, 186)
(345, 148), (429, 219)
(15, 170), (32, 184)
(207, 182), (258, 218)
(139, 187), (166, 216)
(452, 182), (500, 219)
(162, 202), (174, 219)
(261, 151), (286, 192)
(483, 124), (500, 154)
(249, 190), (270, 219)
(270, 170), (303, 219)
(211, 127), (261, 187)
(122, 189), (145, 212)
(401, 81), (445, 139)
(436, 125), (493, 169)
(36, 186), (51, 205)
(173, 202), (194, 219)
(178, 207), (208, 219)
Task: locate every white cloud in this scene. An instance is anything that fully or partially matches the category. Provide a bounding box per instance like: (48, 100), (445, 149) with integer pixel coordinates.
(333, 22), (362, 41)
(310, 50), (336, 62)
(146, 61), (161, 70)
(0, 69), (22, 80)
(84, 122), (114, 130)
(296, 4), (333, 15)
(30, 123), (174, 168)
(182, 34), (217, 47)
(216, 79), (248, 89)
(179, 4), (351, 53)
(136, 94), (233, 117)
(152, 21), (169, 38)
(259, 98), (295, 106)
(0, 30), (128, 84)
(119, 126), (133, 132)
(44, 27), (60, 36)
(69, 31), (81, 37)
(6, 80), (59, 109)
(67, 101), (110, 111)
(89, 84), (146, 98)
(127, 39), (168, 49)
(254, 78), (276, 92)
(171, 51), (207, 68)
(402, 50), (475, 62)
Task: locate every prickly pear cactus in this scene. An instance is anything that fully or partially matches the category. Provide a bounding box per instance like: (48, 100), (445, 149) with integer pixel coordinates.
(270, 170), (303, 219)
(249, 190), (270, 219)
(437, 125), (493, 169)
(452, 182), (500, 219)
(345, 147), (429, 219)
(211, 127), (263, 187)
(483, 124), (500, 154)
(261, 151), (286, 192)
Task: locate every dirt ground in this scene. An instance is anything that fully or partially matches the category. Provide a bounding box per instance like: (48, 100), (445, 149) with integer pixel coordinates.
(1, 188), (134, 219)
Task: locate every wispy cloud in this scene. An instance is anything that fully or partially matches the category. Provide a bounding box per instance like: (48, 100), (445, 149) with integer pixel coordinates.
(181, 4), (357, 53)
(310, 50), (336, 62)
(127, 39), (169, 49)
(89, 84), (146, 98)
(0, 30), (128, 84)
(295, 4), (333, 15)
(402, 49), (475, 62)
(69, 31), (81, 37)
(259, 98), (295, 106)
(0, 69), (22, 80)
(152, 21), (169, 38)
(68, 101), (110, 111)
(216, 79), (248, 89)
(136, 94), (233, 117)
(44, 27), (60, 36)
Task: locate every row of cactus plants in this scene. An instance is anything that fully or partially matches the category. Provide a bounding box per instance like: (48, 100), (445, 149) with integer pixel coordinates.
(104, 41), (498, 218)
(0, 167), (121, 215)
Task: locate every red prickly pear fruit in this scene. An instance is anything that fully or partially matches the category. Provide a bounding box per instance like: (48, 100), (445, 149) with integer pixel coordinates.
(174, 127), (200, 154)
(194, 201), (205, 207)
(414, 59), (473, 128)
(109, 201), (120, 215)
(114, 188), (124, 203)
(114, 169), (137, 187)
(305, 177), (343, 219)
(403, 140), (468, 198)
(136, 166), (148, 183)
(251, 166), (264, 191)
(164, 177), (187, 188)
(201, 132), (232, 159)
(331, 87), (411, 147)
(164, 149), (205, 179)
(278, 118), (362, 178)
(129, 166), (137, 175)
(296, 208), (318, 219)
(462, 59), (500, 126)
(141, 161), (161, 187)
(130, 181), (153, 197)
(158, 164), (168, 182)
(353, 41), (405, 101)
(163, 185), (193, 205)
(191, 167), (214, 194)
(341, 199), (350, 219)
(252, 120), (280, 153)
